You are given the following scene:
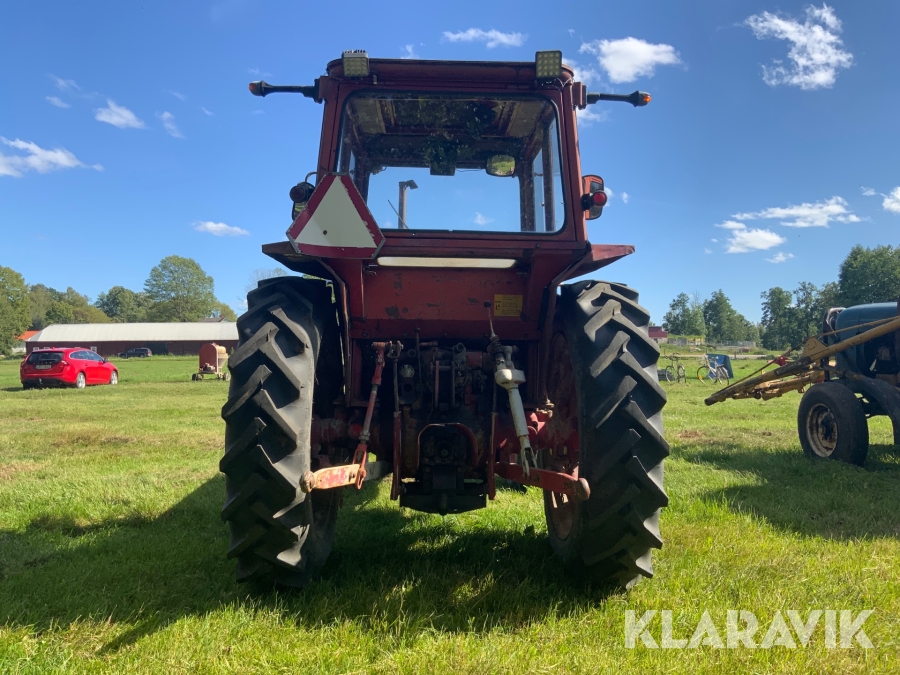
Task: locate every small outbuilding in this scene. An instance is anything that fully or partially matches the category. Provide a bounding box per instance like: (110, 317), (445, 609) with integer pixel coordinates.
(648, 326), (669, 344)
(26, 322), (239, 357)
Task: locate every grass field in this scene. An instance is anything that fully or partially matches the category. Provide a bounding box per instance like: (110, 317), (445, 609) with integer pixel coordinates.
(1, 355), (898, 673)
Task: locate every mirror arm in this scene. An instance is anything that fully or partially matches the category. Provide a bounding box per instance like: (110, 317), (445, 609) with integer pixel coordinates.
(249, 80), (320, 101)
(586, 91), (650, 107)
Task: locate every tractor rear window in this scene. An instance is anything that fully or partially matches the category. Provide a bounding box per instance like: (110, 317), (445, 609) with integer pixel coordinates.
(336, 93), (565, 234)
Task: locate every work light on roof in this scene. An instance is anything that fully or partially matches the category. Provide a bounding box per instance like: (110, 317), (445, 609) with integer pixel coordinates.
(342, 50), (370, 78)
(535, 50), (563, 80)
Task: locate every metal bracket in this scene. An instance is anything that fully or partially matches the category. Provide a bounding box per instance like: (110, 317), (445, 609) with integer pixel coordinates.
(494, 463), (590, 500)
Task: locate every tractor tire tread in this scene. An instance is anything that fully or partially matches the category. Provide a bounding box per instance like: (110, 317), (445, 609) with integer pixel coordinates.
(552, 280), (669, 589)
(221, 277), (341, 588)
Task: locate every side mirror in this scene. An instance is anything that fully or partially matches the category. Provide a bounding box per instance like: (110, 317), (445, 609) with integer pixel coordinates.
(486, 154), (516, 177)
(290, 181), (315, 220)
(581, 175), (607, 220)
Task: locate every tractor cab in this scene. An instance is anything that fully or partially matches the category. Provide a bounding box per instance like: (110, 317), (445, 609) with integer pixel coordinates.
(220, 51), (668, 591)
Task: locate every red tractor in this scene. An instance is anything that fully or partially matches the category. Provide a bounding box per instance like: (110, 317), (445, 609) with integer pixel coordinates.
(221, 51), (668, 590)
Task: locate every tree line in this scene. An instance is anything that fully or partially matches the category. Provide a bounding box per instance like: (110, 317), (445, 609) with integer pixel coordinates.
(0, 255), (236, 354)
(663, 244), (900, 350)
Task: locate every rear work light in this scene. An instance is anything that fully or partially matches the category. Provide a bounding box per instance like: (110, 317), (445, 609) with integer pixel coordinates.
(535, 50), (563, 80)
(342, 50), (370, 78)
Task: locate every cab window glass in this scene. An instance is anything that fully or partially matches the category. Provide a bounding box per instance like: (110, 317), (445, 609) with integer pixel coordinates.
(336, 93), (566, 234)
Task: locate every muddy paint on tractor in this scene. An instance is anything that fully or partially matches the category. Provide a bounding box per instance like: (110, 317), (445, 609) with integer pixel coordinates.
(221, 51), (669, 590)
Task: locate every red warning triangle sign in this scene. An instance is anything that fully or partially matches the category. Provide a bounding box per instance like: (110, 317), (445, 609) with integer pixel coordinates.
(286, 174), (384, 259)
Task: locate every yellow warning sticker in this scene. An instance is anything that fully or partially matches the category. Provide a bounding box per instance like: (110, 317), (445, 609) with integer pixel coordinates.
(493, 294), (523, 317)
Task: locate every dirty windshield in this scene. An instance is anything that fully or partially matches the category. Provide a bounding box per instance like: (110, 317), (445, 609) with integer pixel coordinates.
(336, 93), (565, 233)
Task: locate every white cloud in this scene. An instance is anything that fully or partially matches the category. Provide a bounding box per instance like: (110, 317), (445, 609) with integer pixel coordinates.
(716, 220), (748, 230)
(745, 4), (852, 90)
(704, 248), (713, 254)
(201, 107), (214, 116)
(733, 196), (859, 228)
(170, 91), (187, 101)
(566, 56), (601, 87)
(0, 137), (102, 177)
(442, 28), (527, 48)
(621, 191), (630, 204)
(46, 96), (70, 108)
(251, 110), (264, 115)
(51, 75), (80, 92)
(883, 187), (900, 214)
(767, 252), (795, 263)
(860, 186), (876, 197)
(568, 29), (575, 37)
(473, 212), (494, 225)
(576, 107), (609, 126)
(711, 238), (718, 243)
(193, 221), (249, 236)
(725, 226), (787, 253)
(604, 187), (615, 199)
(95, 100), (145, 129)
(158, 111), (184, 138)
(401, 44), (419, 59)
(248, 68), (271, 77)
(579, 37), (680, 83)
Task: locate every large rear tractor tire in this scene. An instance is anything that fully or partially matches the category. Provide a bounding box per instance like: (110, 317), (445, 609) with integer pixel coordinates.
(543, 281), (669, 589)
(797, 382), (868, 466)
(220, 277), (342, 588)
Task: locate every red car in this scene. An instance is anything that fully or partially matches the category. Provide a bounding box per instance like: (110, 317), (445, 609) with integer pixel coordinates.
(21, 348), (119, 389)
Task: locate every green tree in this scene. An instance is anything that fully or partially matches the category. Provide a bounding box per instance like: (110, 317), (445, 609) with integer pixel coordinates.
(838, 244), (900, 306)
(27, 284), (60, 329)
(688, 292), (706, 336)
(818, 282), (841, 314)
(702, 290), (751, 343)
(211, 302), (237, 321)
(760, 281), (842, 351)
(45, 300), (75, 325)
(71, 305), (111, 323)
(144, 256), (216, 322)
(42, 287), (111, 324)
(662, 293), (691, 334)
(0, 266), (31, 354)
(95, 286), (152, 322)
(662, 292), (705, 336)
(793, 281), (827, 339)
(760, 286), (795, 350)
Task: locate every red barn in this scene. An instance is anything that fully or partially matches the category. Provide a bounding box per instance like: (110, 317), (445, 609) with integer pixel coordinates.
(25, 322), (238, 357)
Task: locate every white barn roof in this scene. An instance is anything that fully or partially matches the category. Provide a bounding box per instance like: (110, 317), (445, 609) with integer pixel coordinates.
(28, 322), (239, 343)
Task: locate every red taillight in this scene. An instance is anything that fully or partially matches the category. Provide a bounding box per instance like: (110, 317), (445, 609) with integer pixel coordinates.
(592, 191), (608, 207)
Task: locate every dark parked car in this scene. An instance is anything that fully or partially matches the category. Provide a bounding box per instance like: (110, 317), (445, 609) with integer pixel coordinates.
(21, 348), (118, 389)
(119, 347), (152, 358)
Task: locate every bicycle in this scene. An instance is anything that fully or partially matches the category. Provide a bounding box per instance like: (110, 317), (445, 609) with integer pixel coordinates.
(697, 354), (730, 385)
(660, 354), (687, 383)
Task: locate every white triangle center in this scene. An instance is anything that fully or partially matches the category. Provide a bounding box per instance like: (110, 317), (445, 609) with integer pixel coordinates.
(294, 179), (377, 249)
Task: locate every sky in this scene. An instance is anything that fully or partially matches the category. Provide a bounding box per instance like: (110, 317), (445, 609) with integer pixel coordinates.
(1, 0), (898, 323)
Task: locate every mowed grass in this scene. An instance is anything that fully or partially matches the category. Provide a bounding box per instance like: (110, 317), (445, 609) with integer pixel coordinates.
(1, 356), (898, 673)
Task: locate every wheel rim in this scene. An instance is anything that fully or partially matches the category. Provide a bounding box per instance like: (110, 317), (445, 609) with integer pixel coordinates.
(76, 373), (85, 388)
(110, 372), (117, 385)
(806, 402), (838, 457)
(545, 332), (579, 540)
